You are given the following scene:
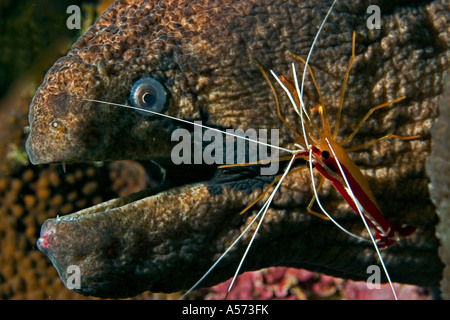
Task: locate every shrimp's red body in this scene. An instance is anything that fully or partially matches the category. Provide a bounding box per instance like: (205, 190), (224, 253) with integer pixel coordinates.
(297, 145), (416, 249)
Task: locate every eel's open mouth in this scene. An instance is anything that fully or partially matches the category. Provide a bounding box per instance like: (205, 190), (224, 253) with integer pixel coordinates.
(31, 156), (282, 298)
(35, 159), (224, 248)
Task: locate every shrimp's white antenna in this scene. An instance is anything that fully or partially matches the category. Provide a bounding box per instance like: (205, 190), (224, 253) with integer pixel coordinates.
(225, 153), (298, 297)
(82, 98), (294, 154)
(181, 153), (297, 299)
(270, 68), (310, 148)
(299, 0), (337, 103)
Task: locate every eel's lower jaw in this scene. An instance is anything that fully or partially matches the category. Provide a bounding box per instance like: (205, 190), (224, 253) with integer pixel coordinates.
(54, 187), (160, 221)
(35, 160), (218, 255)
(38, 160), (217, 223)
(35, 186), (160, 254)
(34, 158), (175, 253)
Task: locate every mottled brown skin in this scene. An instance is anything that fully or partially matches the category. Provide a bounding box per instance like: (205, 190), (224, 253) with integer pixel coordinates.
(27, 0), (448, 298)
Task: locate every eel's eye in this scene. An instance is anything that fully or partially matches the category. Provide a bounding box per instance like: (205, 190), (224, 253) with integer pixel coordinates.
(130, 78), (167, 115)
(49, 119), (66, 133)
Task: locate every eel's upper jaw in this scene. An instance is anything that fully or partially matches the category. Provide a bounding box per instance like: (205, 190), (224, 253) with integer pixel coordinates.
(25, 87), (180, 165)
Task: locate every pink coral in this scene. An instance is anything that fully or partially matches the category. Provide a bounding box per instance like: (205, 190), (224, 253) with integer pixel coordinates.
(344, 280), (433, 300)
(202, 267), (316, 300)
(193, 267), (433, 300)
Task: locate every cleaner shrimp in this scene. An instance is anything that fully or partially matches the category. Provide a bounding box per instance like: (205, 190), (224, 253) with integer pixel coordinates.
(82, 0), (419, 300)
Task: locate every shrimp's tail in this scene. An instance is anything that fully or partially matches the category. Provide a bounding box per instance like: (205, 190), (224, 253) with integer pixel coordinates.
(375, 223), (417, 249)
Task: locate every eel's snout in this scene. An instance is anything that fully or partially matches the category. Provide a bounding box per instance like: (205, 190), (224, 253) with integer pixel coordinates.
(36, 219), (57, 254)
(36, 218), (70, 275)
(36, 217), (89, 294)
(36, 218), (71, 289)
(25, 91), (82, 165)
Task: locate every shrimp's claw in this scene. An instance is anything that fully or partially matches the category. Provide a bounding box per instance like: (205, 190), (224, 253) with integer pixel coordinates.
(375, 223), (417, 249)
(394, 223), (417, 238)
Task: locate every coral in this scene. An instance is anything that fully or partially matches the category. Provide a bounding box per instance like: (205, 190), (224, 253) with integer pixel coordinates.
(344, 281), (432, 300)
(189, 267), (433, 300)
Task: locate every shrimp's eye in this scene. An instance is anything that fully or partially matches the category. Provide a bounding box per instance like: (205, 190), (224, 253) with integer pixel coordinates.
(130, 78), (167, 116)
(321, 150), (330, 159)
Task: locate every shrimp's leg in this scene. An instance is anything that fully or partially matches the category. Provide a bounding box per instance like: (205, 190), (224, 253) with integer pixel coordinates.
(258, 64), (303, 141)
(340, 96), (408, 145)
(333, 32), (357, 138)
(218, 155), (294, 168)
(287, 52), (324, 107)
(239, 165), (308, 215)
(286, 55), (323, 136)
(344, 134), (421, 152)
(306, 176), (330, 220)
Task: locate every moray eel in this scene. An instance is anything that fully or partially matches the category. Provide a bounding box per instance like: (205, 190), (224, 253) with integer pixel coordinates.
(26, 0), (448, 298)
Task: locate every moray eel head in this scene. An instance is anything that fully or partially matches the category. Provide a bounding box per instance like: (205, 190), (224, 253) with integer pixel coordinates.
(25, 71), (180, 165)
(25, 1), (211, 165)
